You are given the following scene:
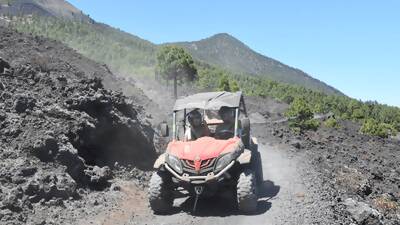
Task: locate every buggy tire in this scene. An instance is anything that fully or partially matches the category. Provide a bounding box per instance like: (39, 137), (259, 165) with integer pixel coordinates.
(148, 171), (173, 214)
(254, 151), (264, 185)
(236, 169), (258, 213)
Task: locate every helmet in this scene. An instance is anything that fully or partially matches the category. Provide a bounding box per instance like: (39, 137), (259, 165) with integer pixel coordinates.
(188, 109), (202, 127)
(218, 107), (235, 123)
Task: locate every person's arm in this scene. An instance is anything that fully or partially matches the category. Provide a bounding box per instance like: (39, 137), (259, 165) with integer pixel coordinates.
(203, 125), (211, 137)
(202, 121), (211, 137)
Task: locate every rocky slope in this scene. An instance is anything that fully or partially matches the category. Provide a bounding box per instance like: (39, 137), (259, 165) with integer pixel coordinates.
(267, 120), (400, 225)
(0, 0), (91, 22)
(0, 26), (157, 224)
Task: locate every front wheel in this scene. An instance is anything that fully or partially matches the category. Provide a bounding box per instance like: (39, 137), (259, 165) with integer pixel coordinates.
(236, 169), (258, 213)
(254, 151), (264, 185)
(148, 171), (173, 214)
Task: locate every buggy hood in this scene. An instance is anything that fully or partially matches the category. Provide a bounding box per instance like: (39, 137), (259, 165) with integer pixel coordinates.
(167, 136), (241, 161)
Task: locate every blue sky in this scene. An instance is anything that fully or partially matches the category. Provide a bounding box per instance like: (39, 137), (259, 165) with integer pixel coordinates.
(69, 0), (400, 107)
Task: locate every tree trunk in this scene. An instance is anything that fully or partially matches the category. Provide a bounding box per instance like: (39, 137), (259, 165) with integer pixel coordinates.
(173, 75), (178, 99)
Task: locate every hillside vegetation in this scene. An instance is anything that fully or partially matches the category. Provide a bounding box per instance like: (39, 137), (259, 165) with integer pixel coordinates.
(9, 14), (339, 95)
(195, 64), (400, 136)
(0, 0), (15, 4)
(174, 33), (341, 95)
(8, 15), (400, 137)
(10, 15), (157, 75)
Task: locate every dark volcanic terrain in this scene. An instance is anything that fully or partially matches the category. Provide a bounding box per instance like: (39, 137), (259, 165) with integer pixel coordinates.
(0, 25), (399, 225)
(263, 120), (400, 225)
(0, 26), (157, 224)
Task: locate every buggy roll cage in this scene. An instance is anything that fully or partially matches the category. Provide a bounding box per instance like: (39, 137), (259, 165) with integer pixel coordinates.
(171, 91), (247, 140)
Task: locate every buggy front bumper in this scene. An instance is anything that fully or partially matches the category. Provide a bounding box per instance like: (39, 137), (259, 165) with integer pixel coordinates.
(164, 161), (235, 184)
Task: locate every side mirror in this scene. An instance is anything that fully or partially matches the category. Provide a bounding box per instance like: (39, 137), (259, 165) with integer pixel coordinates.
(160, 122), (169, 137)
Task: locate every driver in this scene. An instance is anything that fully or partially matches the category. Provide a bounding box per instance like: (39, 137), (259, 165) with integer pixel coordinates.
(215, 107), (236, 138)
(185, 109), (210, 141)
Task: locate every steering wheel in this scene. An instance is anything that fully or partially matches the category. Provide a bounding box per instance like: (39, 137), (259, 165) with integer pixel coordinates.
(214, 129), (235, 140)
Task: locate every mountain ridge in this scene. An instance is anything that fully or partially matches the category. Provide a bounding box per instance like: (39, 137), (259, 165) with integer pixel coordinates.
(172, 32), (342, 95)
(1, 0), (341, 95)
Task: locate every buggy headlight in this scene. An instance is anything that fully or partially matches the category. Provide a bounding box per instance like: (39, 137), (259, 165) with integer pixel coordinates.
(166, 154), (182, 174)
(214, 152), (234, 172)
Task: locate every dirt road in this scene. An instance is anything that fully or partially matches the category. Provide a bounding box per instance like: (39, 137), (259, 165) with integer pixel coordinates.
(77, 77), (337, 225)
(87, 123), (334, 225)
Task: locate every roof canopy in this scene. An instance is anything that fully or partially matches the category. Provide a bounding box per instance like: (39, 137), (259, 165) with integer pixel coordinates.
(173, 91), (243, 111)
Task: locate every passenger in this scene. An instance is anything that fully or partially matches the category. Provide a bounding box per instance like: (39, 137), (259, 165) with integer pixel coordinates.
(185, 109), (211, 141)
(215, 107), (237, 139)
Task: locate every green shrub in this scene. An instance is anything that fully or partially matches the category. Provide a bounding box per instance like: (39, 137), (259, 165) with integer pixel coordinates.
(285, 98), (313, 120)
(286, 98), (320, 131)
(230, 80), (240, 92)
(218, 75), (231, 91)
(360, 119), (398, 138)
(303, 119), (320, 131)
(324, 118), (340, 128)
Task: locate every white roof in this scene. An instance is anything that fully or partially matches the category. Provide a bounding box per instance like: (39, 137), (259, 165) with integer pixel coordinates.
(173, 91), (243, 111)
